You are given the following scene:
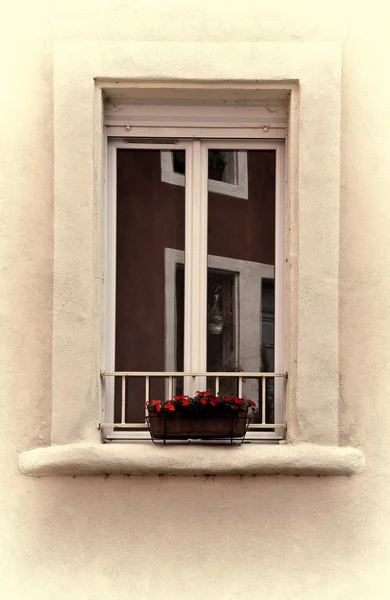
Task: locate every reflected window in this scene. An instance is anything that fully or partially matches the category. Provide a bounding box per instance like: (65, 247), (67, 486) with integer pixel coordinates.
(161, 149), (248, 199)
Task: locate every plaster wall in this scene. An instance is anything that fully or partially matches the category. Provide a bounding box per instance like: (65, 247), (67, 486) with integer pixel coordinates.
(1, 1), (390, 598)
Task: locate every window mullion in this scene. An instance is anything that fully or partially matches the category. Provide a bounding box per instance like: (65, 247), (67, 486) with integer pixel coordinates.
(184, 141), (208, 393)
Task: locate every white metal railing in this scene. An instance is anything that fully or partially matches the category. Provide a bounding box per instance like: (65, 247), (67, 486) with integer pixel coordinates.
(100, 371), (287, 430)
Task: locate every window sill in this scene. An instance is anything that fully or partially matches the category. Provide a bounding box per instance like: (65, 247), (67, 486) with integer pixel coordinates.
(19, 443), (365, 477)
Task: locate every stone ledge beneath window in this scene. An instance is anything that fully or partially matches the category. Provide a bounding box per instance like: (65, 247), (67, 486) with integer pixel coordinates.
(19, 443), (365, 477)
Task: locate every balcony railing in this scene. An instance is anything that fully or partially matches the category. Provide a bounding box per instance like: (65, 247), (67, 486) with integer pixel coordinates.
(100, 371), (287, 432)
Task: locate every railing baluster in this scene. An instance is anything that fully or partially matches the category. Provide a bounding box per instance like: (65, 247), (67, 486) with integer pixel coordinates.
(261, 376), (266, 424)
(145, 375), (150, 419)
(238, 376), (243, 397)
(283, 375), (287, 426)
(168, 376), (173, 400)
(215, 376), (219, 395)
(121, 375), (126, 424)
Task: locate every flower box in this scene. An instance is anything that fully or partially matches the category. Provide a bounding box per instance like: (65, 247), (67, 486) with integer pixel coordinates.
(146, 392), (255, 444)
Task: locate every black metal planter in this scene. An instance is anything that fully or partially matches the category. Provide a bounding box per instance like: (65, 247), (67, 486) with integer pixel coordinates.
(147, 405), (250, 445)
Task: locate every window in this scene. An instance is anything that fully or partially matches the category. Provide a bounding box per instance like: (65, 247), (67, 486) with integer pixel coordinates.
(19, 44), (365, 476)
(103, 134), (285, 441)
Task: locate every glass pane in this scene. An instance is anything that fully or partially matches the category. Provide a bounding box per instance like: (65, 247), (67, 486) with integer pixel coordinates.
(207, 149), (276, 423)
(115, 149), (185, 423)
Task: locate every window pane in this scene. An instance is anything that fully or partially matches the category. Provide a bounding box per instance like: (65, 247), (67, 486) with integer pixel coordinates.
(207, 150), (276, 423)
(115, 149), (185, 423)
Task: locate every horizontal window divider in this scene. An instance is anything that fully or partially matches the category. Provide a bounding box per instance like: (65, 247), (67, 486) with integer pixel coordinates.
(99, 425), (284, 431)
(101, 371), (287, 378)
(99, 423), (287, 429)
(106, 126), (287, 139)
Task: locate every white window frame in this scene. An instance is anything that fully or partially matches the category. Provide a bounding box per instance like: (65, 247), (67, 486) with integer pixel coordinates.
(161, 150), (249, 199)
(104, 135), (285, 441)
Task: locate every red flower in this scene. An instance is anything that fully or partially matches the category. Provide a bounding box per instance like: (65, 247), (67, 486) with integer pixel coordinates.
(182, 399), (190, 406)
(197, 391), (211, 396)
(209, 396), (218, 406)
(156, 404), (161, 412)
(248, 400), (256, 407)
(225, 396), (232, 402)
(200, 397), (207, 405)
(165, 402), (175, 411)
(233, 397), (243, 405)
(151, 399), (161, 405)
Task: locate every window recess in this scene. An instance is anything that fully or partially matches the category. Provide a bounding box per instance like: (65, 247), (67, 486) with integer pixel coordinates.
(102, 134), (286, 442)
(19, 44), (366, 475)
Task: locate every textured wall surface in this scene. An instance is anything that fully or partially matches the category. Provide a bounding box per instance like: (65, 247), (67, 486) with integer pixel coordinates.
(1, 1), (390, 598)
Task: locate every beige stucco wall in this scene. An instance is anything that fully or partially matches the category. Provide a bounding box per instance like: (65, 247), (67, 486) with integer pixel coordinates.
(1, 0), (390, 598)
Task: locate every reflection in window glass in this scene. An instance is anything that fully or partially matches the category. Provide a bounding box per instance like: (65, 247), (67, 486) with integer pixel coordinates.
(113, 147), (277, 427)
(115, 149), (185, 423)
(173, 150), (237, 183)
(207, 149), (276, 423)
